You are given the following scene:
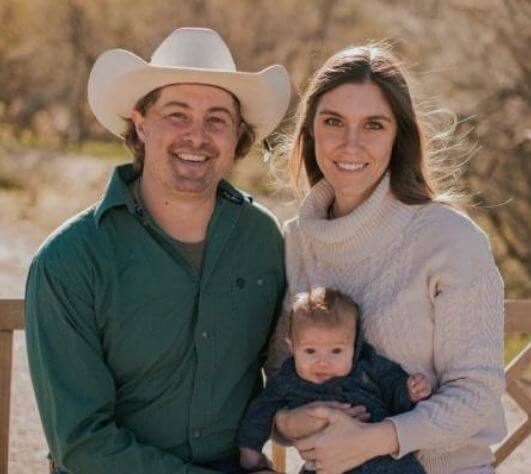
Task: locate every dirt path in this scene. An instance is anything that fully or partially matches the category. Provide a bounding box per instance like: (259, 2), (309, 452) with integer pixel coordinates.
(1, 151), (529, 473)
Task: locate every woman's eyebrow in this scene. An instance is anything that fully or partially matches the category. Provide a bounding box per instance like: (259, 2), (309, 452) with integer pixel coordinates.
(319, 109), (394, 122)
(367, 114), (393, 122)
(318, 109), (342, 117)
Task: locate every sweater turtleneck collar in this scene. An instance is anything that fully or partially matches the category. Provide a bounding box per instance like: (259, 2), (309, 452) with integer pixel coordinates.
(298, 173), (420, 263)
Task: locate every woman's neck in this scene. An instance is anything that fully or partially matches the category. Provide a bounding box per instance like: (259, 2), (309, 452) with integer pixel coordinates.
(330, 177), (384, 218)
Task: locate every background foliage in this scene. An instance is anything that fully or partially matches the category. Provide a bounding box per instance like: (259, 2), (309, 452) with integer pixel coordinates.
(0, 0), (529, 298)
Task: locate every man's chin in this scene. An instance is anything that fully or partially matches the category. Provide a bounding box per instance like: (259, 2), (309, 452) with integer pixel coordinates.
(170, 177), (217, 197)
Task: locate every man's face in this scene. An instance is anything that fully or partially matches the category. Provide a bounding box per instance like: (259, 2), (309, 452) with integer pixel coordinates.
(289, 324), (355, 384)
(132, 83), (243, 198)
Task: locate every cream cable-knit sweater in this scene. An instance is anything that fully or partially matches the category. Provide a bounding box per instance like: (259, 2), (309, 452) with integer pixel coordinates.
(267, 174), (506, 474)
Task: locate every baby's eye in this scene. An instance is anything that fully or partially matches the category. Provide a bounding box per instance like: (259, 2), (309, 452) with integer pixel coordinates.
(331, 348), (343, 354)
(304, 348), (316, 355)
(324, 117), (342, 127)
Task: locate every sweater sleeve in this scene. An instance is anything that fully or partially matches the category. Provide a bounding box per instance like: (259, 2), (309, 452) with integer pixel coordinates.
(388, 218), (506, 457)
(25, 251), (218, 474)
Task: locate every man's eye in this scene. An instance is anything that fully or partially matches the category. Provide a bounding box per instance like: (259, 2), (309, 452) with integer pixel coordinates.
(304, 348), (316, 355)
(332, 348), (343, 354)
(207, 116), (227, 125)
(169, 112), (187, 121)
(324, 117), (342, 127)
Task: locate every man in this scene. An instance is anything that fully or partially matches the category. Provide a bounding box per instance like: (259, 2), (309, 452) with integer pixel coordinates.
(25, 28), (290, 474)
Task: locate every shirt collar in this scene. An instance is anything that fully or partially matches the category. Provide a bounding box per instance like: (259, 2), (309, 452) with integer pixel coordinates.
(94, 163), (139, 226)
(93, 163), (248, 227)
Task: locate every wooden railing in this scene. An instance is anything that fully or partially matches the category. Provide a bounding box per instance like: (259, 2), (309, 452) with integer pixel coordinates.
(494, 299), (531, 467)
(0, 300), (24, 474)
(0, 299), (530, 473)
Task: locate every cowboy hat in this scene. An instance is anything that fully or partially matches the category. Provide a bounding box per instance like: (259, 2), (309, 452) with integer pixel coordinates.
(88, 27), (291, 141)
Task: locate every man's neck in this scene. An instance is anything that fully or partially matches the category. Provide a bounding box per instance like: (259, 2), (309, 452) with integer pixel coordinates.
(137, 178), (216, 243)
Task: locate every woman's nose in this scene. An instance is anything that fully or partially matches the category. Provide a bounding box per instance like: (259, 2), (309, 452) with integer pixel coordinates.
(344, 126), (363, 152)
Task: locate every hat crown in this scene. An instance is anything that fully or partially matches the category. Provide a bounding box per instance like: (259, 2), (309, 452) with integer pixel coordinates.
(151, 28), (236, 71)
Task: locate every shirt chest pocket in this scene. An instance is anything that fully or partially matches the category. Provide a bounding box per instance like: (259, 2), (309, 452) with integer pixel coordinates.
(229, 271), (279, 353)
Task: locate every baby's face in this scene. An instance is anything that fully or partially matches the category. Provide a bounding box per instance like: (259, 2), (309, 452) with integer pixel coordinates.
(290, 325), (355, 384)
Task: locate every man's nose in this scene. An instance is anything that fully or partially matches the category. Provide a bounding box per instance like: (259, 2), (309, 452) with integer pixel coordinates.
(183, 120), (210, 147)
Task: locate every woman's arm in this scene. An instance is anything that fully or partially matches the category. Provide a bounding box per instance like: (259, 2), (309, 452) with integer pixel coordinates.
(387, 227), (505, 458)
(293, 408), (398, 474)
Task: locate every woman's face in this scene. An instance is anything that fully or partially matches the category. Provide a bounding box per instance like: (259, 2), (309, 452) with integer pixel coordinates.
(312, 81), (397, 212)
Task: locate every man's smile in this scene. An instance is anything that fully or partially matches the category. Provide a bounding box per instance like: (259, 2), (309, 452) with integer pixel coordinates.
(171, 152), (215, 166)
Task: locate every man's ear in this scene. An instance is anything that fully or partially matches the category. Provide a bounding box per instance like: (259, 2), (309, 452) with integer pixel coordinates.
(237, 121), (245, 141)
(131, 110), (146, 143)
(285, 337), (294, 354)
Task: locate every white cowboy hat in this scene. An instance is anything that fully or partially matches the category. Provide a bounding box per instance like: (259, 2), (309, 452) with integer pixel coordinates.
(88, 27), (291, 141)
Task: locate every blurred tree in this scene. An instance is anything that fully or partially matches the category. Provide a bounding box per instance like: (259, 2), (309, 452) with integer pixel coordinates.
(0, 0), (528, 295)
(377, 0), (530, 297)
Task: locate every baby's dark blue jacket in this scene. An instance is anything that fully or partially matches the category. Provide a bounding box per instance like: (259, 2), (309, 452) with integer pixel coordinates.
(237, 329), (425, 473)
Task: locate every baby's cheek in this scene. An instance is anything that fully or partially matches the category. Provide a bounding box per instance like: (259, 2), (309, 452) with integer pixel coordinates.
(338, 359), (353, 376)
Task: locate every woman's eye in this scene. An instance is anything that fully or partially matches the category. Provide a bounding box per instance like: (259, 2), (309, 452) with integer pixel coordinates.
(324, 117), (342, 127)
(332, 348), (343, 354)
(366, 121), (383, 130)
(304, 348), (316, 355)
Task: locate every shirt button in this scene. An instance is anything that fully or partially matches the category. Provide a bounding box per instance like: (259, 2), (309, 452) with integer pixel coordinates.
(201, 331), (208, 339)
(236, 277), (245, 289)
(257, 278), (263, 286)
(193, 430), (201, 438)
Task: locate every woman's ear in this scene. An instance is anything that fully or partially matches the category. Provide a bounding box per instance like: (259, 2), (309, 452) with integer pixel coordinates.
(131, 110), (146, 143)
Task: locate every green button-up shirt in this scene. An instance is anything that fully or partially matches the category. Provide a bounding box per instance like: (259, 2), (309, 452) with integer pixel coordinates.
(25, 164), (285, 474)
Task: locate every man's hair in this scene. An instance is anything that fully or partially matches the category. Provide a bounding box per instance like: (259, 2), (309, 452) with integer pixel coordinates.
(123, 86), (257, 173)
(289, 287), (358, 339)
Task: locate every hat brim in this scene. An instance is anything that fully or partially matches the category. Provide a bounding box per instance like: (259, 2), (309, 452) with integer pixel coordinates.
(88, 49), (291, 141)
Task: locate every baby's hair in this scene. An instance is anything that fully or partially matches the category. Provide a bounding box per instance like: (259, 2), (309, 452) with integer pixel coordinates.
(289, 287), (359, 339)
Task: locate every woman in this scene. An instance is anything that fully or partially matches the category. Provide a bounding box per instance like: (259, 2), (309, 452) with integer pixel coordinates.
(268, 44), (506, 474)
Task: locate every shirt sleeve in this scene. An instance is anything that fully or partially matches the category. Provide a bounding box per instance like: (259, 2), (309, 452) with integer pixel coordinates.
(236, 374), (288, 451)
(25, 252), (219, 474)
(388, 230), (506, 458)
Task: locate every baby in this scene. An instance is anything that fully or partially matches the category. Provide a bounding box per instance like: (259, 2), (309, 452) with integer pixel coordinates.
(237, 287), (431, 473)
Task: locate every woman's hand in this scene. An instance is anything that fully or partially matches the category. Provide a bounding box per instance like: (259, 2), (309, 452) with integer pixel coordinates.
(293, 406), (398, 474)
(274, 401), (368, 441)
